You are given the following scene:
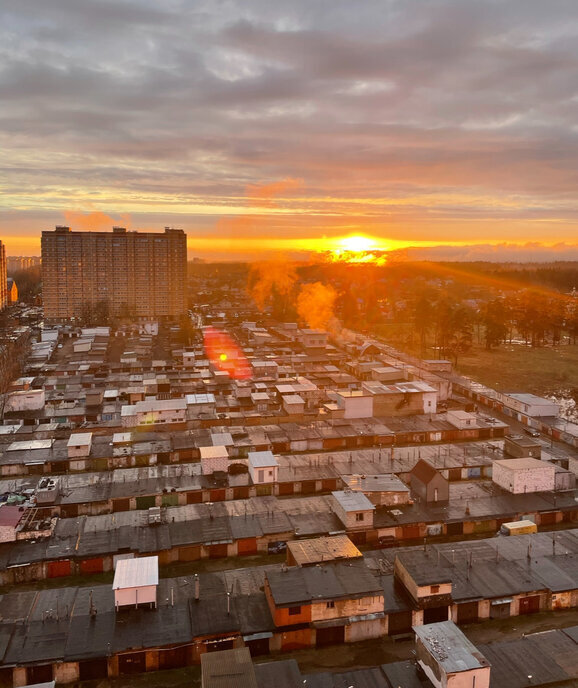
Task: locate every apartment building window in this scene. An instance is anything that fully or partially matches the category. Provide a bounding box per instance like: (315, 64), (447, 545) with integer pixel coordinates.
(355, 513), (364, 522)
(288, 606), (301, 616)
(326, 601), (335, 609)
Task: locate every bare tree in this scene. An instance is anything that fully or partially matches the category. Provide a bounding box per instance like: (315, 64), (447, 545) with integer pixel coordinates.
(0, 337), (29, 422)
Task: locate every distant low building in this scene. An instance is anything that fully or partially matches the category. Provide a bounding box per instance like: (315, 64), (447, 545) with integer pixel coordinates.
(446, 410), (476, 430)
(361, 380), (437, 416)
(298, 329), (328, 349)
(264, 560), (384, 643)
(331, 490), (375, 530)
(334, 390), (373, 419)
(496, 392), (560, 418)
(6, 277), (17, 303)
(113, 555), (158, 610)
(341, 473), (411, 507)
(492, 457), (556, 494)
(409, 460), (449, 503)
(121, 398), (187, 427)
(248, 450), (279, 484)
(200, 445), (229, 476)
(504, 435), (541, 459)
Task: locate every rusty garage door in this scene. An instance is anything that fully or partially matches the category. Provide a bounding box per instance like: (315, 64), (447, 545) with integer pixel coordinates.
(47, 560), (72, 578)
(519, 595), (540, 615)
(457, 601), (479, 624)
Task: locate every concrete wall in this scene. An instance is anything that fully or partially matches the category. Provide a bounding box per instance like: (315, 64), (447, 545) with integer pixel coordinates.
(0, 525), (17, 543)
(310, 594), (383, 623)
(339, 395), (373, 419)
(201, 456), (228, 475)
(492, 462), (555, 493)
(5, 389), (45, 412)
(371, 392), (428, 418)
(114, 584), (157, 608)
(249, 465), (278, 484)
(447, 668), (490, 688)
(332, 501), (374, 530)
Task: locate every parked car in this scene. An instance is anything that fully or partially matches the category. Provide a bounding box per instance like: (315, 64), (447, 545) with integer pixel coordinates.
(524, 428), (540, 438)
(377, 535), (398, 548)
(267, 541), (287, 555)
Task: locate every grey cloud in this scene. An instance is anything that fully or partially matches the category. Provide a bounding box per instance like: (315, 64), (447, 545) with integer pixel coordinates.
(389, 243), (578, 262)
(2, 0), (578, 243)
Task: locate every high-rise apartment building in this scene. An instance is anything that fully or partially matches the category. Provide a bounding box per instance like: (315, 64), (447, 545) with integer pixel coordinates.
(41, 226), (187, 321)
(0, 241), (7, 311)
(7, 256), (41, 273)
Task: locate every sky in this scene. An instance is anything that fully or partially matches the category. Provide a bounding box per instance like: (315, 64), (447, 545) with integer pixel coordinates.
(1, 0), (578, 261)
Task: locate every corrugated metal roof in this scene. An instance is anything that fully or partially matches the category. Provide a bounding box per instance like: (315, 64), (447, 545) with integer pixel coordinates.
(331, 490), (375, 512)
(287, 534), (361, 566)
(112, 555), (158, 590)
(414, 621), (490, 672)
(248, 451), (278, 468)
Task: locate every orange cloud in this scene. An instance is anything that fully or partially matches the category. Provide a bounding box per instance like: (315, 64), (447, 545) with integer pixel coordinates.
(246, 178), (303, 207)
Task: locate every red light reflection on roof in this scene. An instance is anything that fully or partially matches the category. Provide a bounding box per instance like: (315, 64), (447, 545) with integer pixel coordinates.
(203, 327), (251, 380)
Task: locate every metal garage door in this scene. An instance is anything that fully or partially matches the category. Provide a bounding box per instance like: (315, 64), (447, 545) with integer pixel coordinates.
(162, 493), (178, 507)
(490, 600), (511, 619)
(26, 665), (53, 685)
(80, 557), (104, 574)
(388, 611), (413, 635)
(118, 651), (146, 675)
(519, 595), (540, 615)
(316, 625), (345, 647)
(457, 601), (479, 624)
(47, 560), (71, 578)
(179, 546), (201, 562)
(424, 606), (449, 624)
(159, 645), (189, 670)
(135, 495), (156, 510)
(446, 521), (463, 536)
(79, 658), (109, 680)
(237, 538), (258, 555)
(208, 543), (228, 558)
(113, 498), (131, 512)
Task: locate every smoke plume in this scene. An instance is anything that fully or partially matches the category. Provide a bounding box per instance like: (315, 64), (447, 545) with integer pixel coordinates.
(248, 259), (298, 311)
(63, 210), (132, 230)
(297, 282), (338, 331)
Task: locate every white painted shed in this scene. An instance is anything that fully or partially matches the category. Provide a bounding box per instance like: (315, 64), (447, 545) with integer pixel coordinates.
(113, 555), (158, 609)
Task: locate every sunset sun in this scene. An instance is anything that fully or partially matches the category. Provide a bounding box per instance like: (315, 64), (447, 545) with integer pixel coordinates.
(338, 235), (377, 253)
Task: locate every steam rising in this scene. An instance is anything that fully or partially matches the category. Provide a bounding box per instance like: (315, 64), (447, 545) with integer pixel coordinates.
(297, 282), (338, 331)
(248, 259), (298, 311)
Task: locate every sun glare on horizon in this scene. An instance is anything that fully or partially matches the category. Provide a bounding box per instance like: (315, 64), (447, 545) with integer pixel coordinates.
(326, 234), (390, 264)
(338, 235), (377, 253)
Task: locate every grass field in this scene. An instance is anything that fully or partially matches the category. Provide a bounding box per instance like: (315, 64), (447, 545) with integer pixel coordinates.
(372, 322), (578, 397)
(456, 343), (578, 396)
